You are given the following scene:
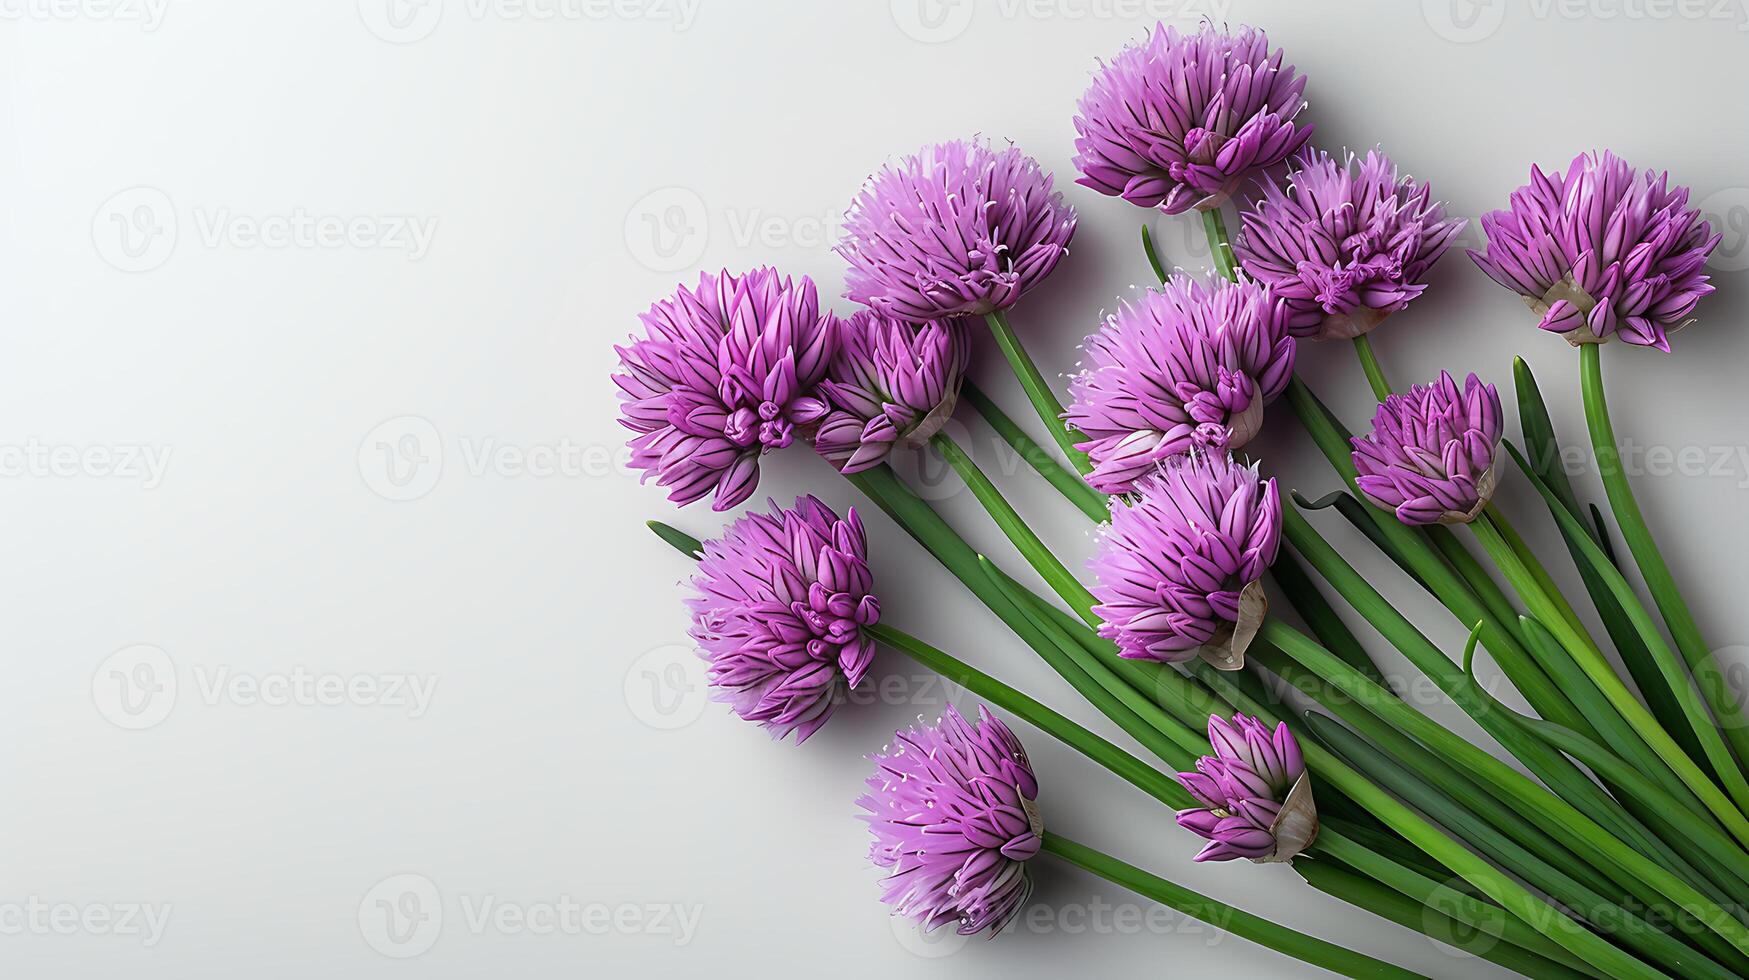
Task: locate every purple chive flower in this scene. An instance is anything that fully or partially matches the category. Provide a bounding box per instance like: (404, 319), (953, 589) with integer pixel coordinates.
(1088, 452), (1281, 667)
(839, 140), (1076, 321)
(1073, 23), (1312, 214)
(814, 312), (972, 474)
(860, 704), (1042, 937)
(1065, 276), (1295, 494)
(1468, 151), (1721, 352)
(1352, 371), (1503, 526)
(1176, 713), (1316, 863)
(614, 268), (836, 511)
(688, 496), (880, 742)
(1236, 149), (1467, 340)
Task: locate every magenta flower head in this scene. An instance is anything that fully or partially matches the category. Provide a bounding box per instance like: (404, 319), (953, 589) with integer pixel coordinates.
(1088, 452), (1280, 669)
(1065, 275), (1295, 494)
(814, 312), (972, 474)
(1352, 371), (1503, 526)
(839, 140), (1076, 320)
(1176, 713), (1317, 863)
(1236, 149), (1467, 340)
(1073, 23), (1312, 214)
(614, 268), (836, 511)
(1468, 151), (1721, 352)
(860, 704), (1041, 937)
(687, 495), (880, 743)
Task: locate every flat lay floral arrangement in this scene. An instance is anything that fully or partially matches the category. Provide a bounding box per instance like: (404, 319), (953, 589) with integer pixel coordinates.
(614, 21), (1737, 980)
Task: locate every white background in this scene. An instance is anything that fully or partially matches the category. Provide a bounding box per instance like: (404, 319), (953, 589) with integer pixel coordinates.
(6, 0), (1749, 976)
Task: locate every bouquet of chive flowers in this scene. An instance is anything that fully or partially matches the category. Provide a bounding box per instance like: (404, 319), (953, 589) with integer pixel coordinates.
(617, 21), (1740, 980)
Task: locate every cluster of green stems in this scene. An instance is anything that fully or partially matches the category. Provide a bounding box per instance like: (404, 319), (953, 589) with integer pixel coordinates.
(650, 209), (1749, 980)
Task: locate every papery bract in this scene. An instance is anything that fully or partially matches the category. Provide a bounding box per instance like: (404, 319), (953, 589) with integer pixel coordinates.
(614, 268), (836, 510)
(839, 140), (1076, 320)
(1468, 150), (1720, 351)
(860, 704), (1042, 936)
(815, 311), (971, 474)
(688, 496), (880, 742)
(1072, 23), (1312, 214)
(1065, 276), (1295, 494)
(1088, 452), (1281, 666)
(1236, 148), (1466, 340)
(1351, 371), (1503, 526)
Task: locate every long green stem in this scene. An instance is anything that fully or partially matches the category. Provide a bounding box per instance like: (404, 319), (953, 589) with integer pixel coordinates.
(1353, 334), (1392, 401)
(930, 432), (1097, 620)
(1042, 834), (1422, 980)
(982, 310), (1091, 475)
(1581, 342), (1749, 770)
(1200, 207), (1238, 281)
(961, 379), (1109, 521)
(1263, 617), (1749, 962)
(1473, 501), (1749, 845)
(1295, 856), (1595, 980)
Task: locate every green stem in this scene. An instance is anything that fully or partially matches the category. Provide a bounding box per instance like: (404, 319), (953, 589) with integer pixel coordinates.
(961, 379), (1109, 522)
(1472, 507), (1749, 846)
(1263, 617), (1749, 963)
(1140, 223), (1168, 284)
(981, 310), (1091, 475)
(1041, 834), (1423, 980)
(930, 431), (1098, 620)
(1353, 334), (1393, 401)
(1295, 857), (1595, 980)
(1581, 342), (1749, 770)
(1200, 207), (1239, 282)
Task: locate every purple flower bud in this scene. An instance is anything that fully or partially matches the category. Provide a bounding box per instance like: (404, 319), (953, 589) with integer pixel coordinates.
(614, 269), (838, 511)
(1236, 149), (1466, 340)
(1088, 453), (1280, 666)
(1468, 151), (1721, 352)
(1066, 276), (1295, 494)
(688, 496), (878, 743)
(859, 704), (1041, 937)
(815, 312), (971, 473)
(1073, 23), (1312, 214)
(1175, 713), (1315, 862)
(1351, 371), (1503, 526)
(840, 140), (1076, 320)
